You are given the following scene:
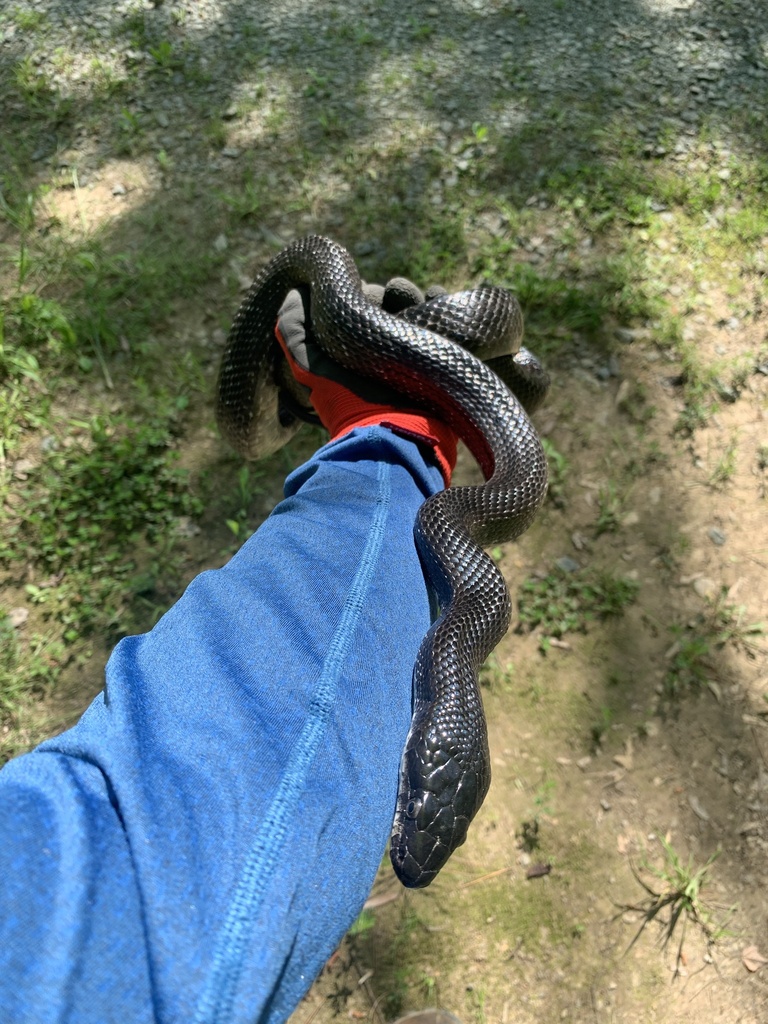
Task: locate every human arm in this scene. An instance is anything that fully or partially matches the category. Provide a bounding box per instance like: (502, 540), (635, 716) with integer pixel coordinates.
(0, 426), (445, 1024)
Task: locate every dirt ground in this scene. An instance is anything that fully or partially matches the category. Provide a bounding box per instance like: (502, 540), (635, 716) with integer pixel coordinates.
(284, 317), (768, 1024)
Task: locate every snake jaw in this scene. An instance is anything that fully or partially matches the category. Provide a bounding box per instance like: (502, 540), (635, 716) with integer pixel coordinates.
(390, 736), (487, 888)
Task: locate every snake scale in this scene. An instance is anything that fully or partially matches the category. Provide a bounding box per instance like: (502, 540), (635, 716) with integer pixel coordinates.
(216, 235), (549, 888)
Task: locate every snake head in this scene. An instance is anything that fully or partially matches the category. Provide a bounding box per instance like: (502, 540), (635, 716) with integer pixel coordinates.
(389, 728), (490, 888)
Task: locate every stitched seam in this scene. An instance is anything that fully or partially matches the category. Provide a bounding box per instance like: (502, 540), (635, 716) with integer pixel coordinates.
(193, 457), (391, 1024)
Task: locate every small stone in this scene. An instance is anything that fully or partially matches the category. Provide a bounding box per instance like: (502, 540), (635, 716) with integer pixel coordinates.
(576, 756), (592, 770)
(12, 458), (35, 480)
(111, 183), (127, 196)
(221, 147), (241, 159)
(600, 798), (612, 812)
(693, 577), (717, 599)
(174, 516), (201, 539)
(613, 738), (634, 771)
(8, 608), (29, 628)
(708, 527), (726, 546)
(155, 111), (169, 128)
(706, 680), (722, 702)
(556, 556), (580, 573)
(688, 794), (710, 821)
(739, 821), (762, 835)
(548, 637), (571, 650)
(622, 511), (640, 527)
(213, 234), (228, 252)
(615, 379), (632, 408)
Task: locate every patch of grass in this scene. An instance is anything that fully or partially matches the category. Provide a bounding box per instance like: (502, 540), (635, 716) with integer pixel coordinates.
(224, 465), (265, 541)
(12, 6), (49, 32)
(541, 438), (568, 508)
(0, 612), (65, 719)
(218, 174), (268, 221)
(0, 237), (78, 460)
(709, 433), (739, 488)
(1, 414), (201, 644)
(663, 589), (765, 697)
(619, 837), (733, 975)
(148, 40), (183, 74)
(517, 568), (639, 652)
(474, 244), (609, 354)
(594, 482), (625, 536)
(590, 704), (614, 752)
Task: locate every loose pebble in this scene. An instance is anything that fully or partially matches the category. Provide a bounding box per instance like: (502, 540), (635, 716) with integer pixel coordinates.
(556, 556), (580, 573)
(688, 794), (710, 821)
(8, 608), (29, 628)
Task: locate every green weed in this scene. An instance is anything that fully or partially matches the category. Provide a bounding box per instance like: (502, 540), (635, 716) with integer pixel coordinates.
(517, 568), (639, 652)
(664, 629), (711, 696)
(0, 612), (65, 718)
(0, 414), (201, 641)
(225, 465), (265, 541)
(541, 438), (568, 507)
(115, 107), (142, 154)
(13, 55), (52, 102)
(148, 40), (182, 73)
(590, 704), (614, 751)
(219, 175), (267, 220)
(347, 909), (376, 937)
(12, 7), (49, 32)
(594, 482), (624, 536)
(709, 433), (739, 488)
(468, 985), (488, 1024)
(619, 838), (733, 974)
(664, 589), (765, 697)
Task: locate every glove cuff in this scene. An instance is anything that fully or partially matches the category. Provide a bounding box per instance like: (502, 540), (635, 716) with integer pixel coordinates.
(333, 401), (457, 487)
(276, 323), (457, 485)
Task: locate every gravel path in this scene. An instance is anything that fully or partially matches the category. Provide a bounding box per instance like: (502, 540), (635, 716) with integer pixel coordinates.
(4, 0), (766, 180)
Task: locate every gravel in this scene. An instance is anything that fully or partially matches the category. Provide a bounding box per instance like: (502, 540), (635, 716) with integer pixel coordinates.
(4, 0), (766, 180)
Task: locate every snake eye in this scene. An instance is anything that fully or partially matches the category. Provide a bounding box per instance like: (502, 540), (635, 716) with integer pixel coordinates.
(405, 798), (421, 819)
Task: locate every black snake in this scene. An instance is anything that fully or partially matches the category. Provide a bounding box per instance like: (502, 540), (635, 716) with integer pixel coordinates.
(216, 235), (549, 888)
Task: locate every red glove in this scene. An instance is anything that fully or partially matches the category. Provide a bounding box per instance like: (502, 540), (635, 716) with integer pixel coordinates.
(275, 285), (458, 486)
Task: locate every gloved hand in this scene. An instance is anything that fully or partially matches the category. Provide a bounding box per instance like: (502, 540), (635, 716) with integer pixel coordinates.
(275, 278), (458, 485)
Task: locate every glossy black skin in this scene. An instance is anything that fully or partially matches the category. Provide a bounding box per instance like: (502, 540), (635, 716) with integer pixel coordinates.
(217, 236), (549, 888)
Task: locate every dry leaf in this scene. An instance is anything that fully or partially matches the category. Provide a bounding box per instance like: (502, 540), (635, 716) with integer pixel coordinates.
(742, 946), (768, 973)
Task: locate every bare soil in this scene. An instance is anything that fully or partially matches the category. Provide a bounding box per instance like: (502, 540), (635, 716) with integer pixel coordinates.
(287, 315), (768, 1024)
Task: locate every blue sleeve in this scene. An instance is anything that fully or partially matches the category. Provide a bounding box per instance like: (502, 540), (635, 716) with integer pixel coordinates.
(0, 426), (443, 1024)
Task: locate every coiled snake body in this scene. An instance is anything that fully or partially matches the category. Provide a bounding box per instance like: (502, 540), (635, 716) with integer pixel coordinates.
(217, 236), (549, 888)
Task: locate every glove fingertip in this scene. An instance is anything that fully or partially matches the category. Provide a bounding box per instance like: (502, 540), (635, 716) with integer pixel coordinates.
(382, 277), (425, 313)
(361, 282), (386, 306)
